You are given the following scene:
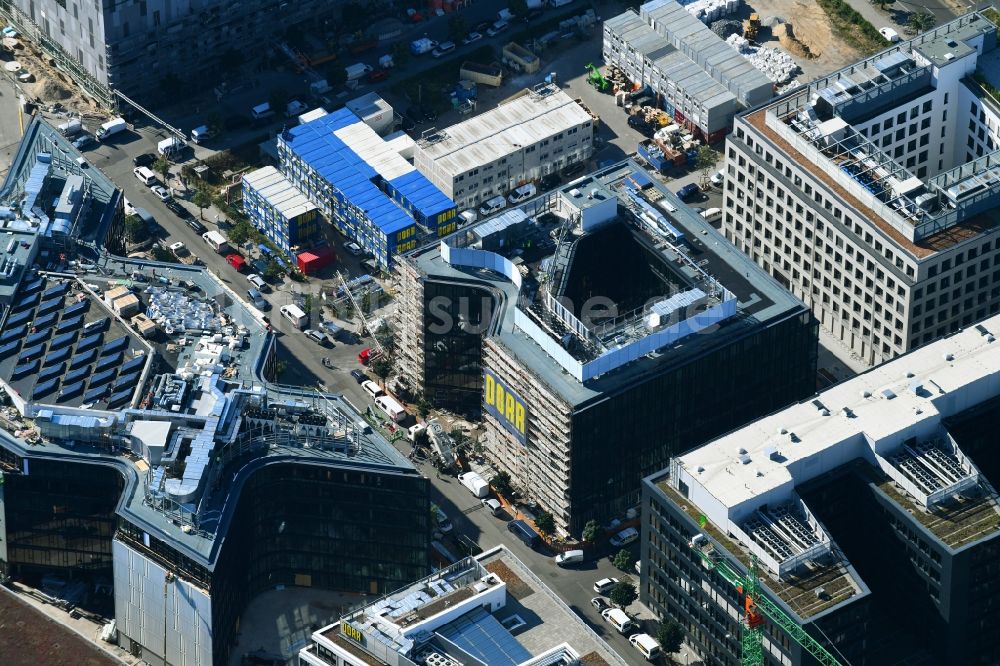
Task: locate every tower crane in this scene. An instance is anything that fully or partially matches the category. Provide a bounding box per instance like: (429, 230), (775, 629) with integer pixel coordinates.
(690, 545), (846, 666)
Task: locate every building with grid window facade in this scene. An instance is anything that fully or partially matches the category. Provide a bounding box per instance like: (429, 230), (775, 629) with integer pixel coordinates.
(641, 314), (1000, 666)
(724, 13), (1000, 367)
(278, 108), (457, 268)
(395, 160), (816, 535)
(242, 166), (319, 253)
(412, 85), (595, 212)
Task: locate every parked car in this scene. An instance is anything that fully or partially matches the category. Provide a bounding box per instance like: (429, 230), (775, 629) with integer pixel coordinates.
(508, 183), (537, 204)
(710, 169), (725, 187)
(367, 69), (389, 83)
(133, 153), (156, 167)
(479, 195), (507, 217)
(151, 185), (172, 202)
(481, 498), (502, 515)
(247, 288), (269, 310)
(165, 199), (192, 220)
(486, 20), (508, 37)
(539, 173), (561, 190)
(247, 273), (268, 291)
(677, 183), (701, 201)
(609, 527), (639, 547)
(350, 369), (366, 383)
(561, 162), (585, 178)
(521, 9), (543, 23)
(593, 577), (619, 594)
(344, 241), (363, 256)
(72, 134), (96, 150)
(305, 329), (329, 346)
(474, 20), (492, 33)
(186, 218), (207, 234)
(431, 41), (456, 58)
(591, 597), (611, 612)
(462, 31), (483, 45)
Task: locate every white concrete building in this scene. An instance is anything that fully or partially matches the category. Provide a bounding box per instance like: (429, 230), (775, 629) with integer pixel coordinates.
(724, 13), (1000, 367)
(413, 84), (596, 211)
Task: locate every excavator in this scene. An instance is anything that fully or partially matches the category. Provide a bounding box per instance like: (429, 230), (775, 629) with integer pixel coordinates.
(585, 63), (611, 93)
(743, 12), (761, 41)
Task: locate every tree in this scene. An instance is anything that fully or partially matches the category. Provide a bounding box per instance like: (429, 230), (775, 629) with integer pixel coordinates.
(508, 0), (529, 17)
(448, 15), (468, 42)
(192, 190), (213, 220)
(360, 290), (371, 313)
(264, 259), (282, 280)
(491, 470), (513, 498)
(390, 40), (410, 68)
(124, 214), (149, 244)
(609, 581), (637, 609)
(695, 145), (719, 184)
(656, 620), (684, 656)
(871, 0), (889, 10)
(370, 352), (394, 387)
(416, 397), (432, 420)
(151, 245), (173, 263)
(581, 519), (600, 543)
(612, 548), (633, 571)
(269, 88), (290, 115)
(908, 10), (936, 33)
(534, 510), (555, 535)
(153, 156), (171, 183)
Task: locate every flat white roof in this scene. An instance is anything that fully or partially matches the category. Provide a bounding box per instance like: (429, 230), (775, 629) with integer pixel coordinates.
(242, 166), (317, 220)
(415, 87), (592, 177)
(334, 123), (414, 181)
(678, 316), (1000, 515)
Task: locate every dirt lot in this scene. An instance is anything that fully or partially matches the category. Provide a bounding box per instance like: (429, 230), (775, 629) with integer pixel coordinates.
(735, 0), (863, 83)
(0, 590), (121, 666)
(0, 38), (99, 114)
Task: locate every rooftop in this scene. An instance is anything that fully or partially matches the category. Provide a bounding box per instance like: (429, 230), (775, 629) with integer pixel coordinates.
(673, 314), (1000, 555)
(242, 166), (317, 221)
(413, 85), (594, 177)
(406, 159), (805, 407)
(746, 12), (1000, 254)
(311, 546), (625, 666)
(280, 108), (454, 233)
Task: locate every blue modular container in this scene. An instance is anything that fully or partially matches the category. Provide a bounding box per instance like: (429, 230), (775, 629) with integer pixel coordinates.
(20, 278), (43, 295)
(43, 346), (72, 366)
(12, 292), (39, 312)
(33, 377), (59, 398)
(83, 384), (110, 403)
(58, 380), (85, 400)
(68, 348), (98, 369)
(6, 310), (32, 327)
(41, 283), (68, 300)
(37, 297), (62, 315)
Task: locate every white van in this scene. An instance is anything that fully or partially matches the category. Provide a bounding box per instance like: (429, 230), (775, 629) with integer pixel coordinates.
(700, 207), (722, 224)
(279, 303), (308, 329)
(361, 380), (384, 399)
(251, 102), (274, 120)
(479, 195), (507, 217)
(133, 166), (157, 186)
(554, 549), (584, 567)
(629, 633), (662, 661)
(601, 608), (636, 634)
(508, 183), (537, 204)
(375, 394), (407, 422)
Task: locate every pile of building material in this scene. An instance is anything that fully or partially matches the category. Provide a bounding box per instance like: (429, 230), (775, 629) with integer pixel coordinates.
(725, 34), (799, 84)
(709, 18), (743, 39)
(678, 0), (741, 23)
(146, 287), (223, 334)
(558, 9), (599, 32)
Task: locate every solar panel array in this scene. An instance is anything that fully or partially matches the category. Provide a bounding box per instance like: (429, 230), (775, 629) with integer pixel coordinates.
(0, 277), (147, 408)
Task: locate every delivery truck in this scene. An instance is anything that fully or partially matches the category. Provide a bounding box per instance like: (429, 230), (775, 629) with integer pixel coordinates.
(96, 117), (126, 140)
(58, 119), (82, 137)
(345, 63), (374, 82)
(190, 125), (213, 143)
(157, 136), (184, 158)
(202, 230), (230, 254)
(375, 394), (407, 423)
(459, 472), (490, 498)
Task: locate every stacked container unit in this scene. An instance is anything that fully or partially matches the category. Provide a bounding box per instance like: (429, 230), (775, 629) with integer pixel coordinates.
(277, 109), (456, 267)
(242, 166), (319, 253)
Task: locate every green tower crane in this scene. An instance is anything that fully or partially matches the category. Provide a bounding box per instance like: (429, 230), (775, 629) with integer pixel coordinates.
(690, 545), (846, 666)
(585, 63), (611, 92)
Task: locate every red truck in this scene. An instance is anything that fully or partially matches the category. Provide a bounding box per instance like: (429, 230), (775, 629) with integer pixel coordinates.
(358, 348), (372, 365)
(226, 253), (246, 272)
